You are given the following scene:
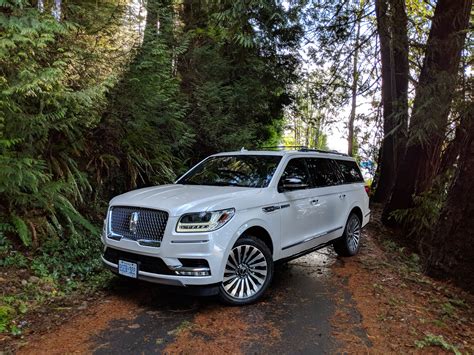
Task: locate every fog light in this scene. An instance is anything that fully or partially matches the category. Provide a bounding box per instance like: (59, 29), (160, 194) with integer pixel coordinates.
(174, 270), (210, 276)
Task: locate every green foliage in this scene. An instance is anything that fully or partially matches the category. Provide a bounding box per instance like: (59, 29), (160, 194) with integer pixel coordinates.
(180, 0), (302, 160)
(95, 0), (193, 189)
(415, 333), (461, 355)
(390, 172), (452, 237)
(10, 216), (31, 247)
(0, 0), (105, 246)
(30, 232), (103, 281)
(0, 305), (15, 333)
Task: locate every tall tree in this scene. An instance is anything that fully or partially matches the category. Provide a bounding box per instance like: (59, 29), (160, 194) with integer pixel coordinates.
(92, 0), (192, 194)
(178, 0), (302, 161)
(347, 1), (363, 156)
(424, 112), (474, 290)
(382, 0), (472, 224)
(372, 0), (408, 203)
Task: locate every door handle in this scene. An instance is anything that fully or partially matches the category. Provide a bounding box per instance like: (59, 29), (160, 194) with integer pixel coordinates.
(310, 199), (319, 206)
(339, 194), (346, 199)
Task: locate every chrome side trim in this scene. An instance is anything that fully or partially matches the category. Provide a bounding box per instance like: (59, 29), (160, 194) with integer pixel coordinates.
(282, 226), (343, 250)
(262, 203), (291, 213)
(170, 240), (209, 244)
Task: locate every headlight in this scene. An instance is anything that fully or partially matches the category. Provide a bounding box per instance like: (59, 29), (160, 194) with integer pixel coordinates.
(176, 208), (235, 233)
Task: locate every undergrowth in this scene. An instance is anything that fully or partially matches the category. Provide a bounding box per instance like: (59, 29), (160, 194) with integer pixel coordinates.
(415, 333), (461, 355)
(0, 230), (110, 336)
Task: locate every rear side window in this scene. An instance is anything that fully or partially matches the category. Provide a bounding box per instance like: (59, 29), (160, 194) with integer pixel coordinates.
(306, 158), (342, 187)
(336, 160), (364, 183)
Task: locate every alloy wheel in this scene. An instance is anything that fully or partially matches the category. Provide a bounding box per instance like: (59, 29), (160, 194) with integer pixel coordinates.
(222, 244), (268, 299)
(346, 216), (361, 253)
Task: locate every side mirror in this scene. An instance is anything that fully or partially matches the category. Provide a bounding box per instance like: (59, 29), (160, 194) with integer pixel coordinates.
(280, 177), (309, 191)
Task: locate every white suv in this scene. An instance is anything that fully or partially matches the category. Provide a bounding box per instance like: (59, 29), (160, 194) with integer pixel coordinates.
(101, 148), (370, 305)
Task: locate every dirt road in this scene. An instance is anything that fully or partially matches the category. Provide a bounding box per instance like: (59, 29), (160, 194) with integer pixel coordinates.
(17, 248), (370, 354)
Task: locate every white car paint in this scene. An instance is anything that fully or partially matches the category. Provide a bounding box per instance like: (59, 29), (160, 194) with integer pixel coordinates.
(101, 150), (370, 287)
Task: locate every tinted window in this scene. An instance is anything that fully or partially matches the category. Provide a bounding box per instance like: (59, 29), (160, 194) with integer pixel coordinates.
(306, 158), (342, 187)
(279, 158), (311, 189)
(177, 155), (282, 188)
(337, 160), (364, 183)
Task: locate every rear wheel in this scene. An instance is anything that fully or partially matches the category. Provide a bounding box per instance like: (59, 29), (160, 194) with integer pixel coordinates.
(333, 213), (362, 257)
(218, 236), (273, 305)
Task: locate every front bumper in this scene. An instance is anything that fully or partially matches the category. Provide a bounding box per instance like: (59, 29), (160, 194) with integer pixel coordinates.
(102, 256), (220, 296)
(102, 256), (184, 286)
(101, 244), (219, 285)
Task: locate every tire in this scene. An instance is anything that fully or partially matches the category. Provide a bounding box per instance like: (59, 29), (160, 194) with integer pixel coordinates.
(218, 235), (274, 306)
(333, 213), (362, 257)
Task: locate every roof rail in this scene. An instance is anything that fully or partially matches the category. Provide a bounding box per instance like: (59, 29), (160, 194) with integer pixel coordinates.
(261, 145), (308, 150)
(261, 145), (349, 157)
(297, 148), (349, 157)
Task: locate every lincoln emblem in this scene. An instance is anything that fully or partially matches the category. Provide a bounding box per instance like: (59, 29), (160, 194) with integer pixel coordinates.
(129, 212), (139, 234)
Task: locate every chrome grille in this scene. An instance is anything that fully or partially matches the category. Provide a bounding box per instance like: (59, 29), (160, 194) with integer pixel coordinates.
(110, 206), (168, 242)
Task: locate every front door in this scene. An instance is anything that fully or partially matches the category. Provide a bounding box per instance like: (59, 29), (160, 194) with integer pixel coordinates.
(278, 158), (328, 257)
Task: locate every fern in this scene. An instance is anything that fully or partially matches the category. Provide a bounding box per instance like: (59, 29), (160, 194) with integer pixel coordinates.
(10, 215), (31, 247)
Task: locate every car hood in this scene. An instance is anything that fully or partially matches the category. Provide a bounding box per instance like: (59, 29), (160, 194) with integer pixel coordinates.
(109, 184), (264, 216)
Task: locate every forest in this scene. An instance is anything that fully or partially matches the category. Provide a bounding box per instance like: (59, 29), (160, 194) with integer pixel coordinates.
(0, 0), (473, 342)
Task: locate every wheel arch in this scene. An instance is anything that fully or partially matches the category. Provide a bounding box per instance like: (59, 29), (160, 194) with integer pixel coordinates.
(348, 205), (363, 223)
(240, 225), (274, 255)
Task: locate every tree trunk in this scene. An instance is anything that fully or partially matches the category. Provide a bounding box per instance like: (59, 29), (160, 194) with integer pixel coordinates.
(372, 0), (408, 203)
(424, 116), (474, 291)
(347, 3), (362, 157)
(438, 58), (471, 176)
(438, 119), (466, 176)
(382, 0), (472, 224)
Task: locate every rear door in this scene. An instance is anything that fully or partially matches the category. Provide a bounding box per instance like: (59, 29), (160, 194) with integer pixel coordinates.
(305, 158), (346, 241)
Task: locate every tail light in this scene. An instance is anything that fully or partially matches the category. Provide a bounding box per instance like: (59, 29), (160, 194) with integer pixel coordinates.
(364, 185), (370, 195)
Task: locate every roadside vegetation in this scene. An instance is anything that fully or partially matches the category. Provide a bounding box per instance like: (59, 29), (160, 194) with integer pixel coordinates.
(0, 0), (473, 349)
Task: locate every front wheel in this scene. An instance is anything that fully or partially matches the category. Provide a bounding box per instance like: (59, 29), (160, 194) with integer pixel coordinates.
(333, 213), (362, 257)
(218, 236), (273, 306)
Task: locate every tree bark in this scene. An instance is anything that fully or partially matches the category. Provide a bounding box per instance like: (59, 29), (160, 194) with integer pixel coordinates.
(347, 10), (361, 157)
(424, 115), (474, 291)
(372, 0), (408, 202)
(382, 0), (472, 224)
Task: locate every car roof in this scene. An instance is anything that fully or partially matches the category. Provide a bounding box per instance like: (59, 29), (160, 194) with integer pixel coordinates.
(211, 149), (355, 161)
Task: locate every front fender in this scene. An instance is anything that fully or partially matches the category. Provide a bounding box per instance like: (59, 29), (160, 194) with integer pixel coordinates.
(216, 215), (279, 283)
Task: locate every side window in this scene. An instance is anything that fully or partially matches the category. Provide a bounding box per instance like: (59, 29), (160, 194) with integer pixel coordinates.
(306, 158), (342, 187)
(337, 160), (364, 183)
(278, 158), (311, 190)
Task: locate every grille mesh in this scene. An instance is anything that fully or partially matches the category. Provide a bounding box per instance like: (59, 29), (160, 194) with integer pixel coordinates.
(110, 206), (168, 242)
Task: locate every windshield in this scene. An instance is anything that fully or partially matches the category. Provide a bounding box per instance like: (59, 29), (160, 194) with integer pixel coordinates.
(177, 155), (282, 188)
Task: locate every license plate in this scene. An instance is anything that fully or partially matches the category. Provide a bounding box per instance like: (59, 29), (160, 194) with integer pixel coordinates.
(118, 260), (138, 278)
